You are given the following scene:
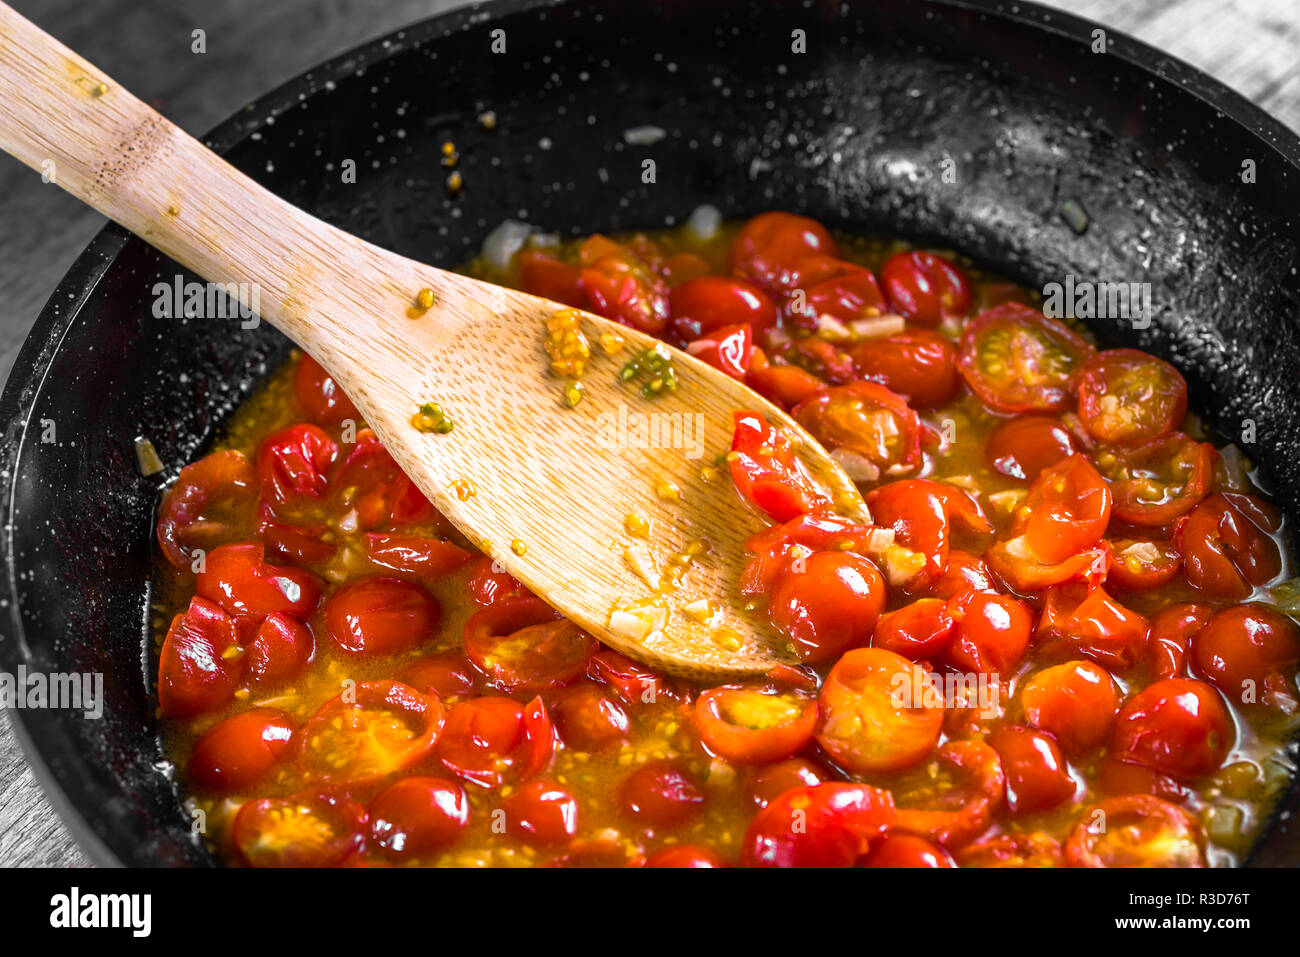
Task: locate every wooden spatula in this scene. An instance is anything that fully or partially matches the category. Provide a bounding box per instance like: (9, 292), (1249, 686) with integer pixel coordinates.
(0, 4), (865, 680)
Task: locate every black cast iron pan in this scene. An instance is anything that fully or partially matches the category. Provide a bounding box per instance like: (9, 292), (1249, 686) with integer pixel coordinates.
(1, 0), (1298, 866)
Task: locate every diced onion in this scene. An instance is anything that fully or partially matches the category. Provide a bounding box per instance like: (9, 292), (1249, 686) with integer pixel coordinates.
(686, 204), (723, 241)
(831, 447), (881, 482)
(849, 313), (906, 340)
(624, 125), (667, 146)
(480, 220), (535, 270)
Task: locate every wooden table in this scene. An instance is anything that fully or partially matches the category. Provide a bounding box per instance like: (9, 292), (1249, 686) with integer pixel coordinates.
(0, 0), (1296, 867)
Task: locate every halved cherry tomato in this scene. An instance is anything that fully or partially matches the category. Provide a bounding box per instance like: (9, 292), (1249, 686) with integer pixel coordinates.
(803, 264), (887, 326)
(685, 322), (753, 379)
(300, 680), (443, 785)
(294, 353), (359, 425)
(465, 555), (529, 606)
(746, 347), (827, 408)
(1075, 349), (1187, 445)
(331, 429), (434, 530)
(580, 239), (670, 334)
(1179, 492), (1282, 600)
(369, 776), (468, 858)
(986, 724), (1076, 814)
(850, 329), (960, 408)
(892, 739), (1005, 849)
(505, 780), (580, 846)
(1146, 602), (1213, 681)
(741, 783), (895, 868)
(1097, 433), (1214, 526)
(157, 597), (242, 718)
(769, 551), (886, 662)
(437, 696), (544, 788)
(668, 275), (777, 341)
(519, 249), (587, 308)
(619, 761), (705, 826)
(1065, 795), (1204, 867)
(233, 790), (367, 868)
(463, 596), (595, 693)
(728, 411), (831, 521)
(956, 832), (1062, 868)
(256, 423), (337, 507)
(400, 651), (478, 699)
(1191, 604), (1300, 711)
(985, 537), (1107, 593)
(645, 845), (728, 867)
(985, 415), (1077, 482)
(586, 650), (672, 706)
(552, 684), (630, 751)
(246, 612), (314, 688)
(922, 549), (994, 600)
(188, 708), (296, 792)
(1111, 678), (1233, 779)
(957, 303), (1094, 413)
(860, 834), (955, 868)
(815, 648), (944, 773)
(749, 757), (834, 808)
(1017, 454), (1112, 564)
(1096, 754), (1191, 804)
(322, 577), (440, 656)
(739, 509), (874, 596)
(257, 513), (337, 566)
(865, 480), (991, 590)
(793, 381), (923, 472)
(1107, 537), (1182, 590)
(196, 541), (322, 621)
(363, 533), (473, 578)
(785, 336), (857, 384)
(1020, 660), (1120, 754)
(1036, 583), (1148, 672)
(945, 589), (1035, 675)
(694, 686), (818, 764)
(872, 598), (955, 661)
(156, 449), (257, 569)
(730, 212), (839, 295)
(879, 250), (971, 325)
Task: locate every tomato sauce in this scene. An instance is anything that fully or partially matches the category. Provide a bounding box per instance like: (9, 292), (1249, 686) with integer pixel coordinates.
(155, 212), (1299, 867)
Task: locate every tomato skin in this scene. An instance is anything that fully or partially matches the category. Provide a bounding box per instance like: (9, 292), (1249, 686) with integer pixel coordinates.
(586, 650), (673, 707)
(957, 303), (1094, 413)
(1111, 678), (1233, 779)
(363, 533), (473, 579)
(1179, 492), (1282, 600)
(331, 429), (434, 530)
(157, 449), (257, 569)
(233, 791), (367, 868)
(1101, 433), (1214, 527)
(196, 541), (322, 621)
(519, 250), (587, 307)
(553, 684), (630, 751)
(872, 598), (956, 661)
(668, 275), (777, 342)
(188, 708), (297, 792)
(728, 410), (831, 521)
(619, 761), (705, 826)
(860, 834), (955, 868)
(1036, 583), (1148, 672)
(246, 612), (314, 688)
(986, 724), (1076, 814)
(294, 353), (359, 425)
(730, 212), (839, 295)
(892, 739), (1005, 849)
(1018, 454), (1112, 564)
(369, 776), (468, 858)
(694, 686), (818, 764)
(645, 845), (728, 868)
(436, 696), (530, 788)
(580, 242), (670, 334)
(945, 589), (1035, 675)
(1146, 602), (1214, 681)
(956, 832), (1063, 868)
(1075, 349), (1187, 445)
(879, 250), (971, 325)
(749, 757), (834, 808)
(685, 323), (753, 379)
(1107, 537), (1182, 590)
(465, 556), (529, 606)
(322, 577), (441, 656)
(1065, 795), (1205, 867)
(1020, 660), (1120, 754)
(505, 780), (581, 846)
(866, 479), (990, 590)
(740, 510), (875, 596)
(803, 264), (888, 325)
(256, 423), (338, 507)
(792, 381), (923, 471)
(1190, 604), (1300, 710)
(985, 415), (1077, 483)
(741, 783), (895, 868)
(300, 680), (444, 786)
(1096, 754), (1190, 804)
(850, 329), (959, 408)
(769, 551), (886, 663)
(746, 347), (827, 409)
(923, 549), (994, 600)
(400, 651), (479, 699)
(158, 597), (243, 718)
(463, 597), (595, 693)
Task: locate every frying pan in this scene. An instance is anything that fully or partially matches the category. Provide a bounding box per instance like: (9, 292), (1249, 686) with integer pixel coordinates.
(1, 0), (1298, 867)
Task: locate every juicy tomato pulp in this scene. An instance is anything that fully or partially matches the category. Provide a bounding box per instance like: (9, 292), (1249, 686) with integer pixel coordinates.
(158, 215), (1296, 868)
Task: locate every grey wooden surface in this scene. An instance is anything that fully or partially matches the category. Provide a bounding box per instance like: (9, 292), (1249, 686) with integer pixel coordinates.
(0, 0), (1296, 867)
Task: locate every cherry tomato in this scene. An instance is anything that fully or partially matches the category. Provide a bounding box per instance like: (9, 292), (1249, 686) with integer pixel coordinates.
(196, 541), (322, 621)
(803, 264), (888, 325)
(985, 536), (1107, 594)
(945, 589), (1035, 675)
(668, 275), (777, 341)
(1065, 795), (1204, 867)
(400, 651), (479, 699)
(644, 845), (728, 868)
(505, 780), (581, 846)
(815, 648), (945, 773)
(1107, 537), (1182, 590)
(923, 549), (994, 600)
(793, 381), (923, 472)
(850, 329), (959, 408)
(1191, 604), (1300, 710)
(986, 724), (1076, 814)
(463, 597), (595, 693)
(739, 509), (874, 595)
(257, 514), (337, 566)
(256, 423), (337, 507)
(741, 783), (895, 867)
(892, 739), (1005, 849)
(330, 429), (435, 531)
(369, 776), (468, 858)
(1017, 454), (1112, 564)
(865, 480), (991, 590)
(246, 612), (314, 688)
(1179, 492), (1282, 600)
(749, 757), (834, 808)
(1075, 349), (1187, 444)
(1097, 433), (1214, 526)
(746, 347), (827, 409)
(619, 761), (705, 826)
(553, 684), (630, 751)
(730, 212), (840, 295)
(879, 250), (971, 325)
(233, 791), (367, 868)
(294, 353), (359, 425)
(1146, 602), (1213, 681)
(1111, 678), (1233, 779)
(518, 250), (587, 307)
(1020, 660), (1120, 754)
(465, 555), (529, 606)
(188, 708), (296, 792)
(300, 680), (444, 785)
(957, 303), (1094, 413)
(1096, 754), (1190, 804)
(694, 686), (818, 764)
(363, 533), (473, 578)
(580, 240), (670, 334)
(985, 415), (1077, 482)
(322, 577), (440, 656)
(686, 322), (754, 379)
(872, 598), (955, 661)
(860, 834), (955, 868)
(1036, 583), (1148, 672)
(768, 551), (886, 662)
(956, 832), (1062, 868)
(156, 449), (257, 569)
(437, 696), (533, 788)
(158, 597), (242, 718)
(728, 410), (831, 521)
(586, 650), (672, 707)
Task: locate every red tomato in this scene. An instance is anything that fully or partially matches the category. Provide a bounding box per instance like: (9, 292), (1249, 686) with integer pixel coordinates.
(1107, 537), (1182, 590)
(331, 429), (434, 530)
(923, 549), (994, 600)
(739, 509), (875, 595)
(851, 329), (960, 408)
(872, 598), (956, 661)
(1190, 604), (1300, 710)
(1179, 492), (1282, 600)
(746, 347), (827, 409)
(1036, 583), (1148, 672)
(233, 791), (367, 868)
(1146, 602), (1213, 681)
(985, 415), (1077, 482)
(196, 541), (322, 621)
(504, 780), (580, 847)
(188, 708), (296, 792)
(730, 211), (840, 295)
(156, 449), (257, 569)
(860, 834), (955, 868)
(1075, 349), (1187, 444)
(892, 739), (1005, 849)
(768, 551), (886, 662)
(158, 597), (242, 718)
(786, 334), (875, 386)
(369, 776), (468, 858)
(1096, 754), (1191, 804)
(985, 537), (1107, 594)
(749, 757), (834, 808)
(437, 696), (535, 788)
(1020, 660), (1120, 754)
(322, 577), (440, 656)
(1017, 454), (1112, 564)
(1065, 795), (1204, 867)
(257, 514), (337, 566)
(685, 322), (753, 379)
(256, 423), (337, 507)
(879, 250), (972, 325)
(792, 381), (923, 472)
(741, 783), (895, 868)
(363, 533), (473, 578)
(728, 410), (831, 521)
(815, 648), (945, 773)
(586, 650), (673, 707)
(400, 651), (479, 699)
(1098, 433), (1215, 526)
(803, 264), (888, 325)
(957, 303), (1094, 413)
(294, 353), (360, 424)
(463, 597), (595, 693)
(619, 761), (705, 826)
(1111, 678), (1233, 779)
(986, 724), (1076, 814)
(668, 275), (777, 341)
(956, 832), (1063, 868)
(552, 684), (630, 751)
(300, 680), (444, 785)
(945, 589), (1035, 675)
(580, 240), (670, 334)
(694, 686), (818, 764)
(519, 250), (587, 307)
(465, 555), (529, 606)
(246, 612), (314, 688)
(644, 845), (728, 868)
(865, 479), (991, 590)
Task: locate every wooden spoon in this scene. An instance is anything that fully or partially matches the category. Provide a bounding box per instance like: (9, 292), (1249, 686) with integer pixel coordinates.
(0, 5), (866, 680)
